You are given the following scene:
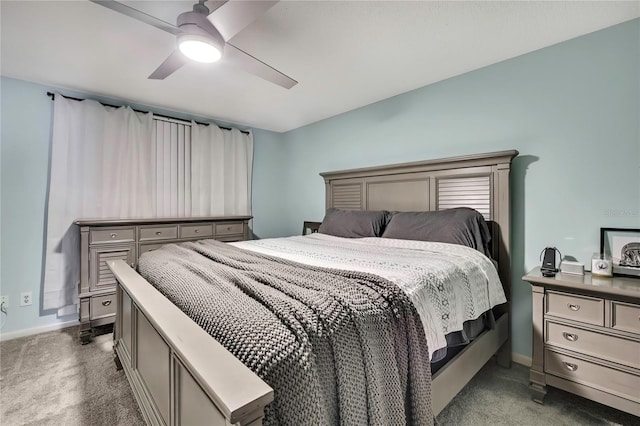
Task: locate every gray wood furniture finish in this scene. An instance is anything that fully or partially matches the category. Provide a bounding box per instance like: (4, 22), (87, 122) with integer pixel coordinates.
(321, 149), (518, 414)
(107, 150), (517, 425)
(523, 267), (640, 416)
(76, 216), (251, 344)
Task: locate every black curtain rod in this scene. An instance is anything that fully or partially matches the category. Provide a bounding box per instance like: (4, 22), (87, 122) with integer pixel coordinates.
(46, 92), (249, 134)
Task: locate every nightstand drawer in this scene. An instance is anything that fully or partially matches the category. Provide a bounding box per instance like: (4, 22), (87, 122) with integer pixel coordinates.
(546, 321), (640, 369)
(90, 227), (135, 244)
(180, 223), (213, 239)
(90, 293), (116, 320)
(611, 301), (640, 335)
(215, 222), (244, 236)
(139, 225), (178, 241)
(546, 291), (604, 326)
(545, 349), (640, 404)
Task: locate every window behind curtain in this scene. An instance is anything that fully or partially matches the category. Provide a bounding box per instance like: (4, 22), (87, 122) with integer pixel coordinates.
(153, 117), (192, 217)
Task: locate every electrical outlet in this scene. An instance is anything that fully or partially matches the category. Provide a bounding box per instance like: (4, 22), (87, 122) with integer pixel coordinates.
(1, 295), (8, 311)
(20, 292), (32, 307)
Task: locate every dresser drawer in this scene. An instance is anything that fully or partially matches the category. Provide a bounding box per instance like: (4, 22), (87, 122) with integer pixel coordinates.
(216, 222), (244, 237)
(180, 223), (213, 239)
(215, 235), (245, 243)
(139, 243), (166, 256)
(90, 293), (116, 320)
(545, 349), (640, 403)
(90, 227), (135, 244)
(546, 321), (640, 369)
(215, 222), (244, 236)
(546, 291), (604, 326)
(139, 225), (178, 241)
(611, 301), (640, 335)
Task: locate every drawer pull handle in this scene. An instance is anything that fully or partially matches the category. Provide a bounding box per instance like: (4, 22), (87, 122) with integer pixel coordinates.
(564, 362), (578, 372)
(227, 226), (232, 231)
(563, 332), (578, 342)
(155, 231), (162, 236)
(102, 300), (112, 307)
(194, 229), (200, 234)
(567, 303), (580, 311)
(110, 233), (117, 238)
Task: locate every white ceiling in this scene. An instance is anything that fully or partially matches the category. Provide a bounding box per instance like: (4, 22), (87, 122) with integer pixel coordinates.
(2, 1), (638, 133)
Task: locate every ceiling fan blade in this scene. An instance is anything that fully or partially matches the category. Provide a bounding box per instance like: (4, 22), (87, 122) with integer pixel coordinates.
(224, 43), (297, 89)
(89, 0), (180, 36)
(207, 0), (278, 42)
(204, 1), (227, 14)
(148, 50), (188, 80)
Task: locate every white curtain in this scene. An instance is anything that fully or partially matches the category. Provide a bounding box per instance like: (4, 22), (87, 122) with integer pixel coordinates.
(43, 95), (154, 312)
(191, 123), (253, 216)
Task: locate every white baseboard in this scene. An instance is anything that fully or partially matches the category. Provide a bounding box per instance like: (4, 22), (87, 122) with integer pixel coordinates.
(0, 320), (79, 342)
(512, 352), (532, 367)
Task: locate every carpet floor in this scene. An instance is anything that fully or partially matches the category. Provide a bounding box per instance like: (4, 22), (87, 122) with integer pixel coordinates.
(1, 327), (144, 426)
(436, 356), (638, 426)
(0, 326), (637, 425)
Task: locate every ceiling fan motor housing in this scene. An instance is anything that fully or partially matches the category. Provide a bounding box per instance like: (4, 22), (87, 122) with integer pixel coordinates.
(177, 11), (225, 50)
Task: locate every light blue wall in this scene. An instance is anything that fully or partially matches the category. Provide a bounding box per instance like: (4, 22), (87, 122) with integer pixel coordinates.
(251, 19), (640, 359)
(252, 128), (291, 239)
(1, 77), (62, 333)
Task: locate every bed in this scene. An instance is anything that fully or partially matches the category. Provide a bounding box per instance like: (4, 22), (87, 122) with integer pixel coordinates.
(108, 149), (518, 425)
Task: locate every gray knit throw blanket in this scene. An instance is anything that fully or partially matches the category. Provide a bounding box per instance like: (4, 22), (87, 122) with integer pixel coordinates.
(137, 239), (434, 426)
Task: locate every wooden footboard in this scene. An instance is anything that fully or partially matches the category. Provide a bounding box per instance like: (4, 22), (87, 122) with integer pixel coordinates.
(108, 259), (273, 426)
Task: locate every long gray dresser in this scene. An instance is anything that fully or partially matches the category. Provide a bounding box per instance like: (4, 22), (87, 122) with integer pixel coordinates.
(75, 216), (251, 344)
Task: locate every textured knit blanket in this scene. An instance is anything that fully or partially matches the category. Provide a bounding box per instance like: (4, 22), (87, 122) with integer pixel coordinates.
(233, 233), (506, 362)
(137, 239), (434, 426)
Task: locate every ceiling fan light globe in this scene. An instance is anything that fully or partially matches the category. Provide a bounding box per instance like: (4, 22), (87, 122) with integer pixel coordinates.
(178, 36), (222, 63)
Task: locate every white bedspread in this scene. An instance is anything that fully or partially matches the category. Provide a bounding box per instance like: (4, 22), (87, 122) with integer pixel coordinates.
(232, 233), (506, 361)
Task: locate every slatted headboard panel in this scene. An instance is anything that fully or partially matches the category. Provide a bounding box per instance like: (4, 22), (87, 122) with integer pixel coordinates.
(331, 183), (363, 210)
(437, 175), (491, 219)
(320, 150), (518, 304)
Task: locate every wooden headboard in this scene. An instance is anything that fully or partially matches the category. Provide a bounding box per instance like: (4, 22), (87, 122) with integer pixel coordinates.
(320, 150), (519, 305)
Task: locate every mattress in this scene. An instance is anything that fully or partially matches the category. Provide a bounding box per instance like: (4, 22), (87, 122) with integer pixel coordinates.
(232, 233), (506, 362)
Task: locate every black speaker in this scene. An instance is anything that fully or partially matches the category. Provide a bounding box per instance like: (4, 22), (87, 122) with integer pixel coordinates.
(540, 247), (561, 277)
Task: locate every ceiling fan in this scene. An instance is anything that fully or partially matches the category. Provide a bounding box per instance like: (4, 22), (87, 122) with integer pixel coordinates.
(89, 0), (297, 89)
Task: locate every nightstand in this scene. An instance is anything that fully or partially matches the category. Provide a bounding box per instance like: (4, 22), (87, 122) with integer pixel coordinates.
(523, 267), (640, 416)
(302, 221), (321, 235)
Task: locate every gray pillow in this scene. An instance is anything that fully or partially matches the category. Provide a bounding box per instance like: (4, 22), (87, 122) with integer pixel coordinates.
(318, 208), (390, 238)
(381, 208), (492, 256)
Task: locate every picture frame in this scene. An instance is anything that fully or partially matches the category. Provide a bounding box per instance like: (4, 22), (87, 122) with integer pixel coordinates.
(600, 227), (640, 278)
